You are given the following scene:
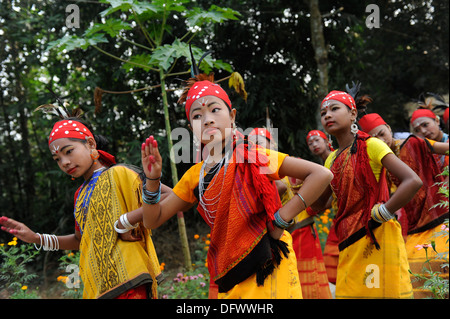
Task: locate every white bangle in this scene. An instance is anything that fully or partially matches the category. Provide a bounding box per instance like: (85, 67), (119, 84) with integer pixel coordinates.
(38, 233), (59, 251)
(114, 220), (130, 234)
(34, 233), (43, 251)
(120, 214), (138, 230)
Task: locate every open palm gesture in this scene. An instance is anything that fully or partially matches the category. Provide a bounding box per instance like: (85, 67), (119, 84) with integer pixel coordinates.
(141, 135), (162, 181)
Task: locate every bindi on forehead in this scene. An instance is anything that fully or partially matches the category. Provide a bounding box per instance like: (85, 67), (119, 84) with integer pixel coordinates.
(320, 99), (343, 110)
(412, 118), (433, 129)
(194, 97), (209, 107)
(51, 145), (60, 154)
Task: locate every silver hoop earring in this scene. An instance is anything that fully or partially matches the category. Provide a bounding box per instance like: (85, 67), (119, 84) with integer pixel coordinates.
(351, 122), (359, 136)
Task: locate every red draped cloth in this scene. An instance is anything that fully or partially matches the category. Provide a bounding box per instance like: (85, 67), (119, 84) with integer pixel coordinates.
(329, 132), (390, 250)
(392, 136), (448, 234)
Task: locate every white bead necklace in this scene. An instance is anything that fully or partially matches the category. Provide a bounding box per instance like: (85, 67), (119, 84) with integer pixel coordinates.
(198, 151), (231, 226)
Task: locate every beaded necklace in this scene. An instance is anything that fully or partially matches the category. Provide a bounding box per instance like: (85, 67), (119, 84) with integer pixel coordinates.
(74, 167), (106, 235)
(198, 151), (231, 226)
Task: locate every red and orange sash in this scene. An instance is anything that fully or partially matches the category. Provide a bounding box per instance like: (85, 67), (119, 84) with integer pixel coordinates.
(197, 137), (285, 292)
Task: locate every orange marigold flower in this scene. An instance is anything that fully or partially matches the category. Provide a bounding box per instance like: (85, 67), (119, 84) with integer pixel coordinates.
(194, 234), (200, 240)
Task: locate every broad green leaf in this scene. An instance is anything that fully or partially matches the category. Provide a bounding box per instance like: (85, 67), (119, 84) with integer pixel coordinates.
(122, 53), (154, 71)
(84, 19), (132, 38)
(100, 0), (158, 17)
(149, 39), (188, 71)
(186, 5), (240, 27)
(46, 34), (108, 52)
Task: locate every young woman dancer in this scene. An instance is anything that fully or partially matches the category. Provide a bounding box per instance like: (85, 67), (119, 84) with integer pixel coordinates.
(359, 113), (449, 298)
(311, 90), (422, 299)
(135, 73), (333, 299)
(250, 128), (332, 299)
(0, 114), (165, 299)
(305, 130), (339, 289)
(410, 108), (449, 171)
(306, 130), (334, 163)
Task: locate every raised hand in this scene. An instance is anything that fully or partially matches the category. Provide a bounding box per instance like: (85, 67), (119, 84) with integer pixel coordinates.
(0, 216), (39, 244)
(141, 135), (162, 183)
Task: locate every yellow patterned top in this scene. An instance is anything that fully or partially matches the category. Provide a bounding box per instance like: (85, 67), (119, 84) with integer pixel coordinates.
(74, 165), (162, 299)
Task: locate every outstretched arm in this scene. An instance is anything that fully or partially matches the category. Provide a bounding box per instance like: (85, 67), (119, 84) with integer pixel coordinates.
(0, 216), (80, 250)
(429, 140), (449, 155)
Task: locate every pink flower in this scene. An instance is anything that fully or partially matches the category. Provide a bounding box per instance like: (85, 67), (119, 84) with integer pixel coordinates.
(200, 282), (206, 287)
(440, 224), (449, 232)
(415, 244), (431, 251)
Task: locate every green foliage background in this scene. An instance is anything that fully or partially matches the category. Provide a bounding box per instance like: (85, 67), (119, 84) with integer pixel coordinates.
(1, 0), (448, 276)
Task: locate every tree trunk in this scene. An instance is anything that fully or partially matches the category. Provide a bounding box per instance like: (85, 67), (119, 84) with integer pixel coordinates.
(159, 69), (192, 271)
(306, 0), (329, 125)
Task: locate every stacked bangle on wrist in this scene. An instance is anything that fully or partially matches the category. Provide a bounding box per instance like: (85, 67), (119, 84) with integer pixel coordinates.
(273, 210), (294, 229)
(371, 203), (395, 223)
(114, 213), (138, 234)
(34, 233), (59, 251)
(142, 179), (161, 205)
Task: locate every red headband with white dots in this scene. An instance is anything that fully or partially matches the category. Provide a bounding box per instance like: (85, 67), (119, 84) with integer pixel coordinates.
(321, 90), (356, 110)
(48, 119), (93, 146)
(185, 80), (232, 121)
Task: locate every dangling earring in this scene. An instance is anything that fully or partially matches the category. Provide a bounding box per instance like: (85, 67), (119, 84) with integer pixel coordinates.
(232, 122), (237, 136)
(71, 176), (75, 181)
(351, 121), (359, 136)
(193, 134), (200, 152)
(90, 149), (99, 164)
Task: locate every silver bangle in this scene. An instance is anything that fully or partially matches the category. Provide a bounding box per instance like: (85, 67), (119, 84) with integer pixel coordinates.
(120, 214), (138, 230)
(114, 220), (130, 234)
(34, 233), (42, 251)
(37, 233), (59, 251)
(379, 204), (395, 222)
(297, 193), (308, 208)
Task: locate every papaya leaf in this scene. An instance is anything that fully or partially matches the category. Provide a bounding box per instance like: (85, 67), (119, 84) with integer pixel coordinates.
(99, 0), (158, 17)
(84, 18), (132, 38)
(186, 5), (240, 27)
(122, 53), (154, 71)
(46, 34), (108, 52)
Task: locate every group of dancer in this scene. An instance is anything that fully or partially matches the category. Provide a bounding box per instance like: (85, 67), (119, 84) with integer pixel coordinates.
(0, 72), (448, 299)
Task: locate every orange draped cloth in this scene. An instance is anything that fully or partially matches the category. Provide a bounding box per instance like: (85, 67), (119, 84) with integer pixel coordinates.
(322, 223), (339, 285)
(195, 137), (292, 293)
(291, 218), (332, 299)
